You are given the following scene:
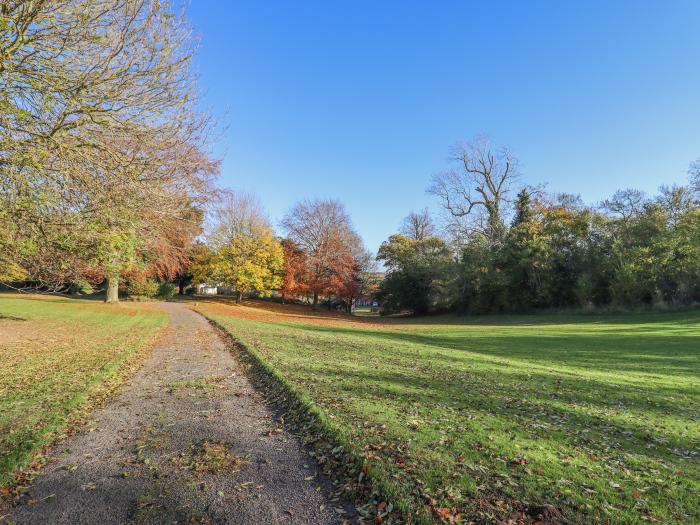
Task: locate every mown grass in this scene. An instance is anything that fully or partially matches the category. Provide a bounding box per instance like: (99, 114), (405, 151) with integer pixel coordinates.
(195, 300), (700, 524)
(0, 294), (167, 488)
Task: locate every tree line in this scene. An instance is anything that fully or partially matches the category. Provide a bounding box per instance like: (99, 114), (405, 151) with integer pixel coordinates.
(2, 2), (698, 314)
(0, 0), (377, 308)
(378, 137), (700, 314)
(186, 194), (377, 312)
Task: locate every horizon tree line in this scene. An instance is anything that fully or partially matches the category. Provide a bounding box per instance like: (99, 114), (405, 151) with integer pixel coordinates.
(378, 137), (700, 314)
(1, 1), (697, 313)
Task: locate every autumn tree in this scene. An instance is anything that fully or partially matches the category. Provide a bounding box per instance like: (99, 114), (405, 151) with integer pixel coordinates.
(336, 247), (379, 313)
(202, 192), (283, 303)
(0, 0), (217, 301)
(281, 198), (364, 309)
(280, 240), (309, 303)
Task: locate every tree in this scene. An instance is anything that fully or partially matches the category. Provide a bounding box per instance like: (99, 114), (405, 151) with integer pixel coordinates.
(430, 136), (518, 247)
(203, 191), (283, 303)
(399, 208), (436, 240)
(175, 241), (213, 295)
(499, 189), (549, 310)
(689, 160), (700, 199)
(208, 233), (283, 303)
(0, 0), (217, 301)
(207, 192), (270, 249)
(281, 198), (363, 309)
(341, 248), (379, 313)
(511, 189), (533, 227)
(377, 234), (453, 315)
(280, 240), (309, 303)
(601, 189), (647, 222)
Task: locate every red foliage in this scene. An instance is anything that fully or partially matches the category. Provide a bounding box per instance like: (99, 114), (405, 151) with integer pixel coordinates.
(280, 240), (309, 301)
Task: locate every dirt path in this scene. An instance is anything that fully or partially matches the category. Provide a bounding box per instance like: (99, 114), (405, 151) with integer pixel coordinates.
(6, 303), (350, 524)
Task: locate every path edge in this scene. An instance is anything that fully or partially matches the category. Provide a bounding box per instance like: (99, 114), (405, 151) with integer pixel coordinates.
(200, 313), (401, 524)
(0, 307), (171, 513)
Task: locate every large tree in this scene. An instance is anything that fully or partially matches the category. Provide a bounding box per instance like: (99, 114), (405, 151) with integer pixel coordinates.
(280, 239), (309, 303)
(0, 0), (216, 301)
(430, 136), (518, 247)
(399, 208), (436, 241)
(377, 234), (453, 315)
(281, 198), (364, 309)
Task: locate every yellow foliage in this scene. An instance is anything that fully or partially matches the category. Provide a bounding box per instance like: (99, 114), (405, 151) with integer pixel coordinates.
(206, 229), (283, 297)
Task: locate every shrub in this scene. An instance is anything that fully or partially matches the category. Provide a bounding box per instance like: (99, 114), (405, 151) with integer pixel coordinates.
(126, 278), (159, 298)
(69, 278), (93, 295)
(157, 282), (177, 299)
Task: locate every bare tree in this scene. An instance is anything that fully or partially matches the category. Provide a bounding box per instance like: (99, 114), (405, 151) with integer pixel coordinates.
(429, 136), (518, 246)
(207, 191), (271, 249)
(601, 189), (647, 221)
(690, 159), (700, 200)
(656, 185), (694, 227)
(399, 208), (436, 240)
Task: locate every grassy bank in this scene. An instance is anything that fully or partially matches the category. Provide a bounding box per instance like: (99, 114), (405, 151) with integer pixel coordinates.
(194, 300), (700, 524)
(0, 295), (167, 489)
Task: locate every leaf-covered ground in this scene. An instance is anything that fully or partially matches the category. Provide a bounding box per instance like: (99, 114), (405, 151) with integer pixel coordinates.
(195, 300), (700, 524)
(0, 295), (167, 488)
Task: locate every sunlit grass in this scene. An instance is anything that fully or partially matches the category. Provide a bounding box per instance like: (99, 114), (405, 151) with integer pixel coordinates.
(196, 301), (700, 524)
(0, 295), (167, 487)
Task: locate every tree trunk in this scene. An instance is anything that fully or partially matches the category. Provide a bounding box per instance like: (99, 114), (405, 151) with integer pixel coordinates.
(105, 273), (119, 303)
(312, 292), (318, 310)
(236, 291), (242, 304)
(178, 278), (185, 295)
(328, 294), (332, 311)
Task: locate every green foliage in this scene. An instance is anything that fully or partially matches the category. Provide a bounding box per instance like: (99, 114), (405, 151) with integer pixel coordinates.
(376, 235), (453, 314)
(199, 302), (700, 525)
(69, 278), (93, 295)
(446, 188), (700, 313)
(157, 282), (177, 299)
(126, 278), (159, 298)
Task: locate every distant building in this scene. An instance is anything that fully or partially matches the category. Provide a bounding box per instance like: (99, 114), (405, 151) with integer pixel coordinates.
(197, 284), (218, 295)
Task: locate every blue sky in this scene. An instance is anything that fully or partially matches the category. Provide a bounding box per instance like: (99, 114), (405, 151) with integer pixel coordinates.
(185, 1), (700, 254)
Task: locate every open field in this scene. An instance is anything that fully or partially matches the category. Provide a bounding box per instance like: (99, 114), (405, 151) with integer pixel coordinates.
(194, 300), (700, 524)
(0, 295), (167, 488)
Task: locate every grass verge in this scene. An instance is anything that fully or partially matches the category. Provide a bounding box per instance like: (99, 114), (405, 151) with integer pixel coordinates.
(194, 299), (700, 525)
(0, 294), (167, 497)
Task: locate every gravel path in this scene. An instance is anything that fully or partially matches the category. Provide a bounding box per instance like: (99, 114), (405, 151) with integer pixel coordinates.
(6, 303), (349, 524)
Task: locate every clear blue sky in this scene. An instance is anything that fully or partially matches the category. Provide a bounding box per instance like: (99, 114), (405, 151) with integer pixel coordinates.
(185, 1), (700, 254)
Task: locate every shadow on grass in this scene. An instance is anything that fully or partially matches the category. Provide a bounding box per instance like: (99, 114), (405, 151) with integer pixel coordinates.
(292, 322), (700, 380)
(289, 361), (699, 469)
(0, 314), (26, 321)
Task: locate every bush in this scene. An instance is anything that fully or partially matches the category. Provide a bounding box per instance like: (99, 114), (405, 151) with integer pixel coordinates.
(69, 278), (93, 295)
(157, 282), (177, 299)
(126, 278), (159, 298)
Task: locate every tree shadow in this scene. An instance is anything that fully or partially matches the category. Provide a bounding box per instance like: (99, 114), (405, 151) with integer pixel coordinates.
(0, 314), (26, 321)
(295, 322), (700, 380)
(289, 362), (699, 468)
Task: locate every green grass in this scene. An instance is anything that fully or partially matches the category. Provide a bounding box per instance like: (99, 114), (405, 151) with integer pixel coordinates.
(196, 301), (700, 524)
(0, 295), (167, 488)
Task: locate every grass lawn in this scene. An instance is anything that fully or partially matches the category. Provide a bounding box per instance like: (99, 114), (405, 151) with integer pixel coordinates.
(0, 295), (167, 489)
(194, 300), (700, 524)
